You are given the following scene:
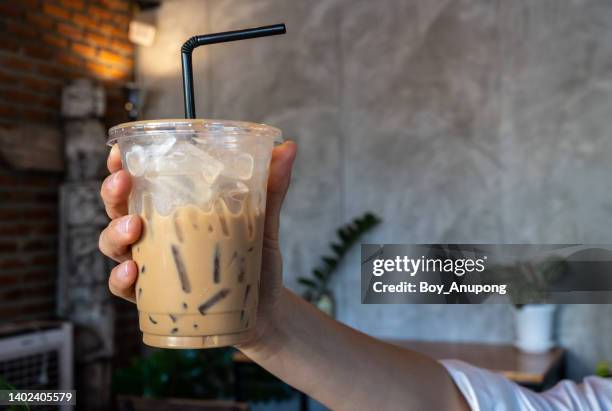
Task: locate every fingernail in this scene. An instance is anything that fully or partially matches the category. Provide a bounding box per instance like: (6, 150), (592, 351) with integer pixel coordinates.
(117, 216), (131, 234)
(116, 262), (130, 281)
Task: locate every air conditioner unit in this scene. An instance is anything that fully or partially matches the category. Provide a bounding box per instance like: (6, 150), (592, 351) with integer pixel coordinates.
(0, 321), (73, 411)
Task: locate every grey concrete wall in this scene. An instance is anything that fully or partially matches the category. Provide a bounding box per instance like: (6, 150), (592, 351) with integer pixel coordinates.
(137, 0), (612, 380)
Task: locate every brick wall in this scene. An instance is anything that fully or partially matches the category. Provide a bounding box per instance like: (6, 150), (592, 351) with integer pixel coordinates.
(0, 0), (135, 337)
(0, 0), (134, 129)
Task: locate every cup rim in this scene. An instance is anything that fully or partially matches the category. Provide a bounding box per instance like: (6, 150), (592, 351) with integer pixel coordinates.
(107, 118), (283, 146)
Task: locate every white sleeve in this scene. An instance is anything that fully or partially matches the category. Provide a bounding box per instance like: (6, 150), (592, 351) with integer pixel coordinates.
(441, 359), (612, 411)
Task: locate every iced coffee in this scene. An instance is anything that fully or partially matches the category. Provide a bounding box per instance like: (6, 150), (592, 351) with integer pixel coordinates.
(107, 119), (281, 349)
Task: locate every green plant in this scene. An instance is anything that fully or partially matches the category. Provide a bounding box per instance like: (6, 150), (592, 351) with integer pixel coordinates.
(298, 212), (382, 302)
(0, 376), (29, 411)
(483, 256), (568, 308)
(596, 361), (611, 378)
(113, 348), (292, 402)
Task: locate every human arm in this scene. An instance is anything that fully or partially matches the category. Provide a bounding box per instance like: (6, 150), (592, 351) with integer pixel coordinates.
(99, 141), (468, 411)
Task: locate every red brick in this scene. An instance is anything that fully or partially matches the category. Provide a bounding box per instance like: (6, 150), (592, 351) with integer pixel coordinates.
(0, 174), (60, 188)
(1, 190), (36, 202)
(3, 89), (41, 106)
(0, 274), (23, 287)
(99, 0), (129, 13)
(61, 0), (85, 11)
(73, 13), (97, 28)
(24, 44), (57, 60)
(38, 95), (61, 111)
(58, 53), (84, 69)
(23, 208), (56, 220)
(0, 56), (34, 72)
(43, 3), (71, 20)
(36, 191), (58, 202)
(86, 61), (129, 80)
(1, 283), (56, 301)
(22, 76), (62, 94)
(0, 103), (20, 118)
(5, 21), (37, 40)
(37, 63), (71, 80)
(0, 208), (22, 220)
(43, 34), (68, 48)
(22, 108), (57, 123)
(113, 13), (130, 28)
(23, 270), (52, 282)
(20, 0), (40, 8)
(89, 5), (114, 22)
(98, 49), (131, 68)
(0, 224), (28, 236)
(22, 239), (52, 252)
(0, 38), (20, 52)
(0, 288), (23, 300)
(72, 42), (98, 59)
(0, 71), (21, 86)
(27, 13), (55, 30)
(0, 3), (24, 19)
(0, 258), (26, 270)
(100, 22), (127, 39)
(0, 300), (55, 318)
(31, 253), (56, 265)
(110, 40), (133, 55)
(57, 22), (83, 41)
(85, 31), (112, 49)
(29, 221), (58, 236)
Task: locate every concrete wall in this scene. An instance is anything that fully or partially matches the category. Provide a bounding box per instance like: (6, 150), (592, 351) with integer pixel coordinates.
(138, 0), (612, 380)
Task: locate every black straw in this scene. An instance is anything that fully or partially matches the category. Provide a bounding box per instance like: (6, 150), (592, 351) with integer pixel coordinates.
(181, 23), (286, 119)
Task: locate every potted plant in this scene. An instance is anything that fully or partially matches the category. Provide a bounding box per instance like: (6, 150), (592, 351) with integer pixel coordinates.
(513, 257), (569, 353)
(513, 304), (557, 354)
(485, 256), (567, 353)
(298, 212), (381, 317)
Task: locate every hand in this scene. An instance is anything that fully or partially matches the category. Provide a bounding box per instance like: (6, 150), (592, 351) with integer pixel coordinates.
(98, 141), (298, 345)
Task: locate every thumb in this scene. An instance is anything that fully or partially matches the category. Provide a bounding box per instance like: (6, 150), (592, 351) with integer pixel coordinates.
(263, 141), (297, 244)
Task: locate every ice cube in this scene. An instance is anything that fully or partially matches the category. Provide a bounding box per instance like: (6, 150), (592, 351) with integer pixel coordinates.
(126, 146), (147, 177)
(220, 181), (249, 213)
(232, 181), (249, 195)
(235, 153), (254, 180)
(147, 175), (196, 216)
(193, 181), (213, 205)
(221, 153), (253, 181)
(149, 137), (176, 157)
(151, 155), (182, 176)
(181, 143), (224, 183)
(153, 195), (175, 216)
(153, 142), (224, 183)
(202, 157), (224, 184)
(128, 178), (147, 214)
(145, 137), (180, 175)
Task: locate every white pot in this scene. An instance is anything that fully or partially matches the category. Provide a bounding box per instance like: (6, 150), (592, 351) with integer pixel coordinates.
(514, 304), (556, 354)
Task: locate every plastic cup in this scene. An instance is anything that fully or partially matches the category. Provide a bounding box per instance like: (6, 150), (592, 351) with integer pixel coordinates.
(107, 119), (282, 349)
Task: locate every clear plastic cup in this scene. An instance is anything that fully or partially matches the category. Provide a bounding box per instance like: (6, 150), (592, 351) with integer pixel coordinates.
(108, 119), (282, 349)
